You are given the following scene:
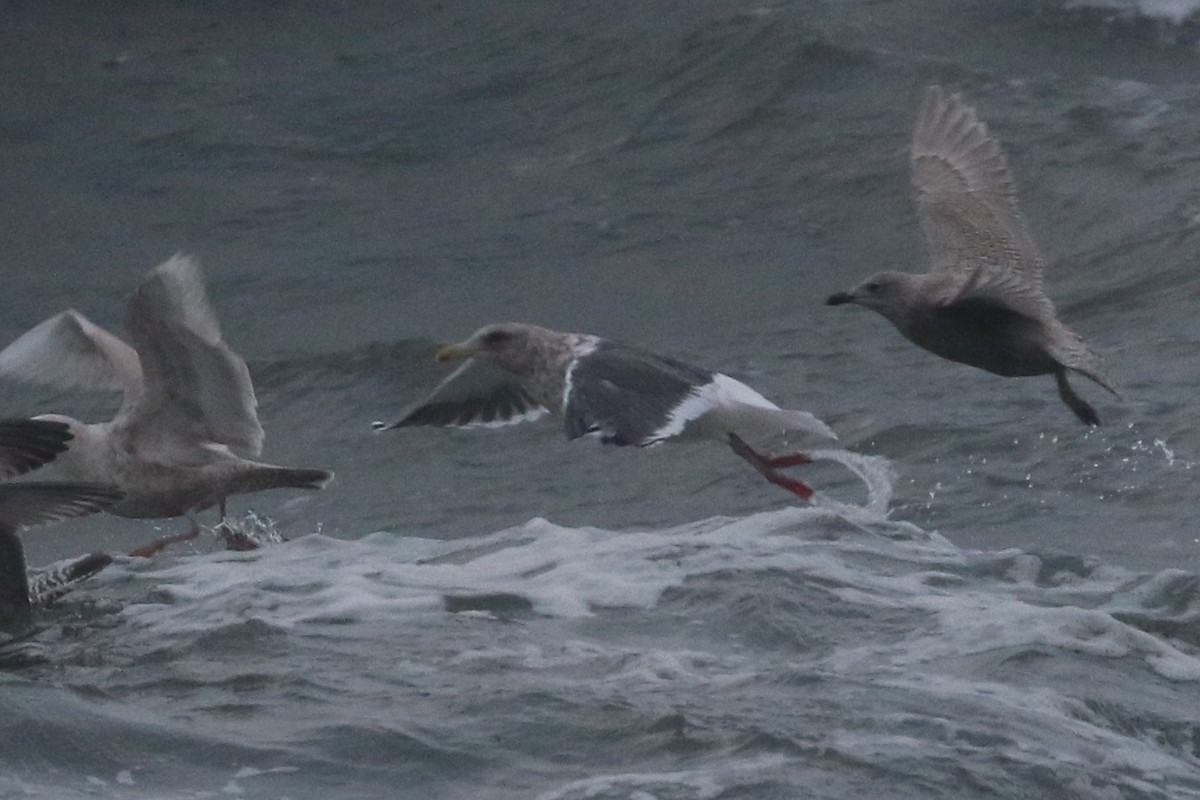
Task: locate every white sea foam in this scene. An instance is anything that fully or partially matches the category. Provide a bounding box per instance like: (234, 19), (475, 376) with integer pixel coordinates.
(116, 503), (931, 629)
(28, 501), (1200, 800)
(1058, 0), (1200, 23)
(809, 448), (897, 517)
(825, 586), (1200, 681)
(533, 754), (793, 800)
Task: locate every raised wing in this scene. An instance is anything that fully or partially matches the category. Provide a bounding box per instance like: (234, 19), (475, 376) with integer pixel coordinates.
(562, 343), (715, 446)
(0, 418), (72, 479)
(912, 86), (1053, 318)
(373, 358), (548, 431)
(122, 254), (265, 456)
(0, 309), (145, 416)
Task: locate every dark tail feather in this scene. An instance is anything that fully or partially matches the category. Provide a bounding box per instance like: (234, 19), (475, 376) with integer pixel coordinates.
(245, 466), (334, 493)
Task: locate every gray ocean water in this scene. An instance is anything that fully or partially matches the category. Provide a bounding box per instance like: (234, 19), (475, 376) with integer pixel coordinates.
(4, 1), (1200, 797)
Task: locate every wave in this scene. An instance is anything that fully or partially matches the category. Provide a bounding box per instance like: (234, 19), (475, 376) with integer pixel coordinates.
(2, 487), (1200, 797)
(1052, 0), (1200, 24)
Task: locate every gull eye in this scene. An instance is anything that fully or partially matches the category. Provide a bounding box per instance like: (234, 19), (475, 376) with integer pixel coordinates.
(864, 281), (882, 294)
(481, 329), (512, 346)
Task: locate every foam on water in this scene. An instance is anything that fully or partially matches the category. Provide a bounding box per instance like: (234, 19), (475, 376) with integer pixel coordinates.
(10, 459), (1200, 797)
(117, 510), (915, 628)
(1059, 0), (1200, 23)
(532, 754), (793, 800)
(108, 451), (910, 630)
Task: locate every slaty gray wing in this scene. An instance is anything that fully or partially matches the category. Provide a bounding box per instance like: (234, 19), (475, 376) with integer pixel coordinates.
(375, 358), (548, 431)
(563, 342), (714, 446)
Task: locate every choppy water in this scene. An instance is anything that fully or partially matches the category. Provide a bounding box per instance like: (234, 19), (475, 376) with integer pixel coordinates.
(4, 0), (1200, 797)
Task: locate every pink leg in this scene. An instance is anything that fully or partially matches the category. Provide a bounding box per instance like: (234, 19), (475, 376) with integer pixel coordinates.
(728, 432), (815, 499)
(128, 518), (202, 558)
(762, 452), (812, 468)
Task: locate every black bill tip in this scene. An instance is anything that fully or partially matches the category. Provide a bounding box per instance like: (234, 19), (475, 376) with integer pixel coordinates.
(826, 292), (854, 306)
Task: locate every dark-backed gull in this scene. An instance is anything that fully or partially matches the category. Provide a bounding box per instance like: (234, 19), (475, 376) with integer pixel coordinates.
(373, 322), (835, 497)
(0, 255), (333, 528)
(0, 417), (121, 621)
(826, 85), (1117, 425)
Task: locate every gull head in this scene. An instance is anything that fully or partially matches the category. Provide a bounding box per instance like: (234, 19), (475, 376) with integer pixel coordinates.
(827, 272), (928, 326)
(435, 322), (559, 378)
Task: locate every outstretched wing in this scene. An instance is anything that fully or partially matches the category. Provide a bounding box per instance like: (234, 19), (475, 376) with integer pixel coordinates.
(912, 86), (1053, 319)
(0, 482), (122, 530)
(122, 254), (265, 456)
(374, 358), (548, 431)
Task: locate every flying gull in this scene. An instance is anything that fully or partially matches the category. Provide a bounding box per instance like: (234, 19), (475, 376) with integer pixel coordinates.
(373, 322), (835, 497)
(0, 254), (333, 530)
(0, 417), (121, 622)
(827, 85), (1117, 425)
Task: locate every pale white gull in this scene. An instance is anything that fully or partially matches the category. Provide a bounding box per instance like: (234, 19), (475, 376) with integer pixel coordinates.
(827, 85), (1117, 425)
(373, 322), (836, 497)
(0, 254), (334, 527)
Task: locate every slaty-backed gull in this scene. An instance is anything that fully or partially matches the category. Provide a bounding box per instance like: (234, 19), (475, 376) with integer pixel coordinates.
(373, 322), (835, 497)
(0, 417), (121, 621)
(826, 85), (1117, 425)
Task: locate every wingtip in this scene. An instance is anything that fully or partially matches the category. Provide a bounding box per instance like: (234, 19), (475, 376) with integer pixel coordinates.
(370, 420), (395, 433)
(159, 251), (202, 273)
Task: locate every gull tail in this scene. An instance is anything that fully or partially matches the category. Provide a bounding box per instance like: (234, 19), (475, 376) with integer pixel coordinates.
(771, 408), (838, 441)
(244, 466), (335, 493)
(1051, 327), (1120, 399)
(28, 552), (114, 606)
(715, 404), (838, 443)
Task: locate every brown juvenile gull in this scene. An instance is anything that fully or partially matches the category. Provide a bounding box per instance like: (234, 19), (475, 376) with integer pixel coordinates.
(0, 254), (334, 531)
(372, 322), (836, 497)
(826, 85), (1117, 425)
(0, 417), (121, 622)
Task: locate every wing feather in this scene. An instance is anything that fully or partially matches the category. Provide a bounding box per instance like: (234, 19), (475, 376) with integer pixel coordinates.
(912, 86), (1053, 319)
(0, 310), (145, 415)
(0, 418), (72, 479)
(0, 482), (121, 618)
(562, 343), (714, 446)
(122, 254), (264, 456)
(374, 358), (548, 431)
(0, 482), (123, 530)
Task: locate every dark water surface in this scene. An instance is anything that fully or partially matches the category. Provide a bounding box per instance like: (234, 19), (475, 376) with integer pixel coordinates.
(4, 1), (1200, 797)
